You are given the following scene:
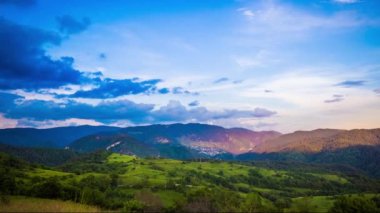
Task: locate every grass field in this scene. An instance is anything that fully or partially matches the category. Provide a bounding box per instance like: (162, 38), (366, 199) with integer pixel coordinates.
(0, 196), (101, 212)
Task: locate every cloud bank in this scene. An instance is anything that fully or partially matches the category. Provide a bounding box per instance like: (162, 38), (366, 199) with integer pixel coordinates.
(0, 93), (276, 126)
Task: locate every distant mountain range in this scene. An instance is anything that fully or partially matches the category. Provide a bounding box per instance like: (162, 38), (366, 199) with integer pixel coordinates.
(1, 123), (380, 176)
(252, 128), (380, 153)
(0, 124), (379, 156)
(0, 125), (120, 148)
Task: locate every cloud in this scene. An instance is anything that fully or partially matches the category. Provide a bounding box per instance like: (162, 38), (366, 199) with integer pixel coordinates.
(188, 101), (199, 107)
(0, 18), (84, 90)
(152, 101), (276, 122)
(238, 1), (374, 38)
(324, 94), (344, 103)
(237, 8), (255, 20)
(16, 118), (103, 128)
(0, 18), (181, 99)
(68, 78), (163, 99)
(5, 98), (154, 123)
(172, 87), (199, 96)
(98, 53), (107, 60)
(56, 15), (91, 35)
(335, 80), (366, 87)
(213, 77), (229, 84)
(264, 90), (274, 93)
(332, 0), (358, 4)
(233, 80), (243, 84)
(374, 88), (380, 95)
(0, 114), (17, 128)
(0, 0), (36, 7)
(0, 93), (276, 125)
(158, 88), (170, 94)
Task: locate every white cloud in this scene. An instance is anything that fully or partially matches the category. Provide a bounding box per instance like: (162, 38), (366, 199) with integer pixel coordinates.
(0, 114), (17, 129)
(237, 8), (255, 20)
(238, 1), (373, 36)
(232, 50), (277, 69)
(333, 0), (358, 4)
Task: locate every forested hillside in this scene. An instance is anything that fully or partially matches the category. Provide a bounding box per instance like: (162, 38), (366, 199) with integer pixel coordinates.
(1, 151), (380, 212)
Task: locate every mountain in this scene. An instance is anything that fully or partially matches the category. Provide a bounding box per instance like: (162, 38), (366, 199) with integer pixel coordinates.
(120, 123), (281, 154)
(68, 131), (207, 159)
(252, 128), (380, 153)
(0, 125), (120, 148)
(69, 132), (158, 156)
(0, 143), (79, 166)
(67, 123), (281, 158)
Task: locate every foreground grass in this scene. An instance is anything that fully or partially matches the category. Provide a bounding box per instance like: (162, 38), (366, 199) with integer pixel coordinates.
(0, 196), (101, 212)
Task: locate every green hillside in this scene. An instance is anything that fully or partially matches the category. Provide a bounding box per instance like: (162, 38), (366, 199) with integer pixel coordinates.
(1, 152), (379, 212)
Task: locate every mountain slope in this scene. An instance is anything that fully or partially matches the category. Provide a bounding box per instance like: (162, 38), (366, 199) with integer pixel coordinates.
(253, 129), (380, 153)
(69, 132), (158, 156)
(0, 143), (79, 166)
(68, 131), (206, 159)
(121, 123), (281, 154)
(0, 125), (120, 148)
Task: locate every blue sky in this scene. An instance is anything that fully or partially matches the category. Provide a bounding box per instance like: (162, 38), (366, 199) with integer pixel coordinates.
(0, 0), (379, 132)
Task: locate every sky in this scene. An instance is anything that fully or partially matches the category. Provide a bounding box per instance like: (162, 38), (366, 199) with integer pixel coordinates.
(0, 0), (379, 132)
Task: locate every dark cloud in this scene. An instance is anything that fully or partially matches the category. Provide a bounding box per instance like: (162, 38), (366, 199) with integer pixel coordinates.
(172, 87), (199, 96)
(5, 98), (154, 123)
(56, 15), (91, 35)
(374, 88), (380, 94)
(0, 93), (276, 124)
(335, 80), (366, 87)
(264, 90), (274, 93)
(0, 0), (36, 7)
(0, 18), (84, 90)
(324, 94), (344, 103)
(213, 77), (229, 84)
(158, 88), (170, 94)
(188, 101), (199, 107)
(0, 18), (174, 99)
(98, 53), (107, 60)
(233, 80), (243, 84)
(68, 78), (163, 99)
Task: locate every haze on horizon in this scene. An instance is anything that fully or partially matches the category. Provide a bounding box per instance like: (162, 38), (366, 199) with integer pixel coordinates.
(0, 0), (379, 133)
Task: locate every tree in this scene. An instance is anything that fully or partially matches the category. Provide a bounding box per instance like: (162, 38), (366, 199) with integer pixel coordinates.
(123, 199), (144, 213)
(31, 178), (62, 199)
(329, 196), (379, 213)
(241, 193), (264, 213)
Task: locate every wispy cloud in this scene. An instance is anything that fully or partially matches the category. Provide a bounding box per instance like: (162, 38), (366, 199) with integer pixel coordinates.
(213, 77), (229, 84)
(335, 80), (366, 87)
(188, 100), (199, 107)
(237, 8), (255, 20)
(238, 1), (375, 38)
(324, 94), (344, 103)
(332, 0), (358, 4)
